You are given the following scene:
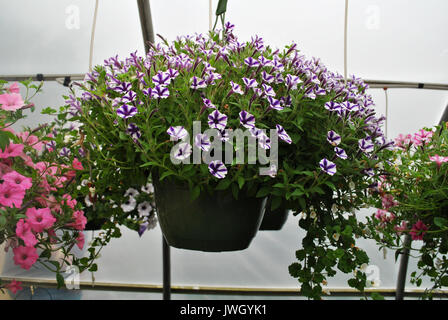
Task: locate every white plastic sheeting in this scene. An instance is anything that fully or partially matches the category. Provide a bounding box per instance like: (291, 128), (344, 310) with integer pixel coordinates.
(1, 0), (448, 297)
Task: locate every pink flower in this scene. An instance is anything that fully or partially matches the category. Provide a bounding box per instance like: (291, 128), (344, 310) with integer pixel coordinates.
(0, 143), (24, 159)
(47, 229), (58, 244)
(0, 162), (13, 178)
(412, 129), (433, 146)
(0, 93), (24, 111)
(62, 194), (77, 209)
(76, 232), (85, 250)
(67, 210), (87, 231)
(382, 194), (398, 210)
(5, 279), (23, 294)
(394, 221), (408, 235)
(394, 133), (412, 149)
(429, 154), (448, 168)
(26, 207), (56, 233)
(15, 219), (38, 247)
(2, 170), (32, 191)
(7, 83), (20, 94)
(375, 209), (395, 223)
(410, 220), (428, 240)
(16, 132), (43, 151)
(0, 184), (25, 208)
(13, 246), (38, 270)
(72, 158), (84, 171)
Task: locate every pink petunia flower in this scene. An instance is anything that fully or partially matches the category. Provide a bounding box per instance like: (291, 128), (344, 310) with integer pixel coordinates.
(13, 246), (38, 270)
(375, 209), (395, 223)
(382, 194), (398, 210)
(0, 143), (24, 159)
(0, 162), (13, 178)
(412, 129), (433, 146)
(16, 131), (43, 151)
(15, 219), (38, 247)
(76, 232), (85, 250)
(429, 154), (448, 168)
(2, 170), (33, 191)
(67, 210), (87, 231)
(7, 83), (20, 94)
(62, 194), (77, 209)
(5, 279), (23, 294)
(410, 220), (428, 240)
(26, 207), (56, 233)
(0, 184), (25, 208)
(394, 133), (412, 149)
(394, 221), (408, 235)
(72, 158), (84, 171)
(0, 93), (24, 111)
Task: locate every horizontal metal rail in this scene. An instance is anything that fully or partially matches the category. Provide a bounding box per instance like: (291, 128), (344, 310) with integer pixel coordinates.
(1, 276), (447, 298)
(1, 74), (448, 91)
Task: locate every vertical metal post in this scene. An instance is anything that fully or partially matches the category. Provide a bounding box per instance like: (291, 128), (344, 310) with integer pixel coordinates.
(137, 0), (171, 300)
(395, 234), (411, 300)
(162, 236), (171, 300)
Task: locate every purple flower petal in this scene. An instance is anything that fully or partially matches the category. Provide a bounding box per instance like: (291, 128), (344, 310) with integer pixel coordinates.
(152, 71), (171, 87)
(327, 130), (341, 146)
(276, 124), (292, 144)
(174, 142), (192, 160)
(319, 158), (337, 176)
(239, 110), (255, 128)
(190, 76), (207, 90)
(334, 147), (347, 160)
(208, 160), (228, 179)
(194, 133), (211, 151)
(167, 126), (188, 141)
(242, 77), (258, 89)
(208, 109), (228, 130)
(359, 137), (374, 153)
(266, 96), (283, 110)
(116, 104), (138, 119)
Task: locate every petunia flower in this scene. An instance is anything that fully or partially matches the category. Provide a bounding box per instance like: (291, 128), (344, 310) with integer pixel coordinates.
(202, 98), (216, 109)
(0, 184), (25, 208)
(208, 109), (228, 130)
(7, 83), (20, 94)
(152, 71), (171, 87)
(0, 93), (24, 111)
(167, 126), (188, 141)
(26, 207), (56, 233)
(124, 187), (140, 198)
(141, 183), (154, 194)
(242, 77), (258, 89)
(261, 84), (275, 97)
(319, 158), (337, 176)
(13, 246), (38, 270)
(5, 280), (22, 294)
(137, 201), (152, 217)
(127, 123), (142, 140)
(116, 104), (138, 119)
(327, 130), (341, 146)
(244, 57), (260, 68)
(194, 133), (211, 151)
(410, 220), (428, 241)
(121, 90), (137, 104)
(334, 147), (348, 160)
(173, 142), (192, 160)
(151, 85), (170, 99)
(239, 111), (256, 129)
(76, 232), (85, 250)
(276, 124), (292, 144)
(208, 160), (228, 179)
(229, 81), (244, 95)
(121, 197), (137, 212)
(429, 154), (448, 168)
(0, 143), (24, 159)
(15, 219), (37, 247)
(190, 76), (207, 90)
(261, 71), (274, 84)
(266, 96), (283, 110)
(68, 210), (87, 231)
(358, 137), (374, 153)
(285, 74), (302, 90)
(2, 171), (32, 190)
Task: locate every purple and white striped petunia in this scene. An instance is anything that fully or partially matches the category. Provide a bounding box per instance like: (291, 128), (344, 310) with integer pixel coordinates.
(229, 81), (244, 95)
(173, 143), (192, 160)
(217, 129), (230, 142)
(276, 124), (292, 144)
(117, 104), (138, 119)
(113, 82), (132, 94)
(190, 76), (207, 90)
(194, 133), (211, 151)
(202, 98), (216, 109)
(362, 168), (375, 177)
(327, 130), (341, 146)
(358, 137), (374, 153)
(334, 147), (347, 160)
(166, 126), (188, 141)
(244, 57), (260, 68)
(121, 90), (137, 104)
(266, 96), (283, 110)
(208, 109), (228, 130)
(152, 71), (171, 87)
(60, 147), (71, 158)
(250, 127), (271, 149)
(208, 160), (228, 179)
(166, 68), (179, 80)
(258, 56), (272, 67)
(285, 74), (302, 90)
(262, 84), (276, 97)
(151, 85), (170, 99)
(261, 71), (275, 84)
(242, 77), (258, 89)
(319, 158), (337, 176)
(143, 87), (153, 97)
(127, 123), (141, 140)
(239, 110), (256, 128)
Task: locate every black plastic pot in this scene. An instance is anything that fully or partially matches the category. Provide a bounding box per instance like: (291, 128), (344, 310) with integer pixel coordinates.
(84, 218), (108, 231)
(259, 197), (289, 231)
(153, 177), (266, 252)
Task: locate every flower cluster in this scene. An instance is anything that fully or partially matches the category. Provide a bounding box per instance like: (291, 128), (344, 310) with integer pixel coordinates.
(0, 80), (98, 294)
(67, 23), (391, 299)
(366, 123), (448, 298)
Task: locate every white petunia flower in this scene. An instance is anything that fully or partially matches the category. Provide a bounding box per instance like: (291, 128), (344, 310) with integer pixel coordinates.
(124, 187), (140, 198)
(137, 201), (152, 217)
(121, 197), (137, 212)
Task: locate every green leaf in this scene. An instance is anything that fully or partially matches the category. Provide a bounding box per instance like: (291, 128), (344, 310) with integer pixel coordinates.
(371, 292), (385, 300)
(191, 185), (201, 201)
(434, 217), (448, 228)
(440, 276), (448, 287)
(231, 183), (239, 200)
(237, 176), (245, 189)
(271, 196), (282, 211)
(41, 107), (57, 115)
(88, 264), (98, 272)
(215, 179), (232, 191)
(56, 273), (65, 289)
(159, 171), (174, 181)
(256, 186), (271, 198)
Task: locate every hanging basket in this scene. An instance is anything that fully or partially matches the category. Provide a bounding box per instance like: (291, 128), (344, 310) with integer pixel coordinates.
(153, 175), (266, 252)
(259, 197), (289, 231)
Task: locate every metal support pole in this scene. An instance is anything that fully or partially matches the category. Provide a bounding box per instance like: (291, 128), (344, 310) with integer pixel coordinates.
(162, 236), (171, 300)
(395, 234), (412, 300)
